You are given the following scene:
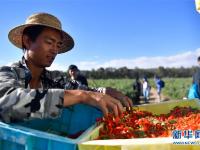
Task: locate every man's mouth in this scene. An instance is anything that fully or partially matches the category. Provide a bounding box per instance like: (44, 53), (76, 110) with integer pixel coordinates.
(47, 55), (55, 62)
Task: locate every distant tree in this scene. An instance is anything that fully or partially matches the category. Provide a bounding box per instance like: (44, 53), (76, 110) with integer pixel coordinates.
(81, 66), (197, 79)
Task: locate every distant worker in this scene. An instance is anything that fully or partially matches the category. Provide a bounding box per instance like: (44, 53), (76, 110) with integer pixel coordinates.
(65, 64), (88, 90)
(154, 75), (165, 102)
(188, 56), (200, 99)
(142, 77), (151, 103)
(133, 77), (141, 104)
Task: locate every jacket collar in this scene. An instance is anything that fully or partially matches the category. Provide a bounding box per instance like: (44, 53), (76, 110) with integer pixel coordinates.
(20, 57), (49, 88)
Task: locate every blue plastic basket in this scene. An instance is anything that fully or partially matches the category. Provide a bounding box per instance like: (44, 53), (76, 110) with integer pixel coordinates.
(0, 104), (102, 150)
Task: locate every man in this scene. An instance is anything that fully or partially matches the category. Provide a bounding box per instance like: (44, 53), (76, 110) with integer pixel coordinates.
(142, 77), (150, 103)
(0, 13), (132, 123)
(154, 75), (164, 102)
(68, 64), (88, 86)
(65, 64), (130, 101)
(192, 56), (200, 98)
(64, 64), (88, 90)
(133, 77), (141, 104)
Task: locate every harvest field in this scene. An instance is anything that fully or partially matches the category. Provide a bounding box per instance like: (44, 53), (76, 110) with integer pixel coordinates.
(88, 78), (192, 100)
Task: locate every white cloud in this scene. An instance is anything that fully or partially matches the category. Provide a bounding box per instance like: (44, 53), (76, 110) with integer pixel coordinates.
(78, 61), (99, 70)
(47, 48), (200, 71)
(76, 48), (200, 70)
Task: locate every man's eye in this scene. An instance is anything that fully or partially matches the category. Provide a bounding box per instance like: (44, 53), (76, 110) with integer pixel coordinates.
(45, 40), (52, 44)
(57, 44), (61, 49)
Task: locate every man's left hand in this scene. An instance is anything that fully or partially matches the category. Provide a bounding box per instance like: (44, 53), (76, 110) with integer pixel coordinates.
(104, 87), (133, 108)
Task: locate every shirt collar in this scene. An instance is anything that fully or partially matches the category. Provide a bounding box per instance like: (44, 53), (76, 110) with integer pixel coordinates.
(20, 57), (49, 88)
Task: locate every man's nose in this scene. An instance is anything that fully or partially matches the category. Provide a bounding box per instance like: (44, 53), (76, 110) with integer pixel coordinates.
(50, 44), (59, 54)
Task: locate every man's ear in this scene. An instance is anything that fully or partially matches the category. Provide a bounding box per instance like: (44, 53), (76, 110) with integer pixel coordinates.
(22, 35), (32, 49)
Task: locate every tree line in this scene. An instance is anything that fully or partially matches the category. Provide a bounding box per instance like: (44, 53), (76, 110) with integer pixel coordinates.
(81, 66), (198, 79)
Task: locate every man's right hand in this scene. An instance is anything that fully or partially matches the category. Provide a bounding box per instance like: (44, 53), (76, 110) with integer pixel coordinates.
(64, 90), (123, 117)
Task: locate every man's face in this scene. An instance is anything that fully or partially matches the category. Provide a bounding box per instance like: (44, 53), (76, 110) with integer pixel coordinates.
(26, 28), (62, 68)
(69, 69), (78, 78)
(198, 60), (200, 66)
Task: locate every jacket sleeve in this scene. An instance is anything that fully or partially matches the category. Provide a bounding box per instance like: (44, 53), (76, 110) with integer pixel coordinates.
(64, 79), (106, 93)
(0, 66), (64, 123)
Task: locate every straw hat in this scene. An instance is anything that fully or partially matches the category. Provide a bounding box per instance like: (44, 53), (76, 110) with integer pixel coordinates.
(8, 13), (74, 54)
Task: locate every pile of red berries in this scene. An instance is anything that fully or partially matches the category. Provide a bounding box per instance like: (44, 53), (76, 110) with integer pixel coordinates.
(97, 106), (200, 139)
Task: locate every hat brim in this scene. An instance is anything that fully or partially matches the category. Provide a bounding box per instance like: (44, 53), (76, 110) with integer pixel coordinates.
(8, 24), (74, 54)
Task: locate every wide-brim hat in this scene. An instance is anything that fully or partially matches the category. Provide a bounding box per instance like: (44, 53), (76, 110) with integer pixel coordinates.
(8, 13), (74, 54)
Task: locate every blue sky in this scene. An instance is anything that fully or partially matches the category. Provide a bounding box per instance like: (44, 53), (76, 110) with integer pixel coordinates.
(0, 0), (200, 70)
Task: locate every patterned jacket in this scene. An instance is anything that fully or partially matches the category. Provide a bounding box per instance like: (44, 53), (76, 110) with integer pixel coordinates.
(0, 59), (67, 123)
(0, 59), (105, 123)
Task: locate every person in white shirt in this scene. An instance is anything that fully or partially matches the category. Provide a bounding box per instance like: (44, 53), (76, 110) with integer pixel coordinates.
(142, 77), (150, 103)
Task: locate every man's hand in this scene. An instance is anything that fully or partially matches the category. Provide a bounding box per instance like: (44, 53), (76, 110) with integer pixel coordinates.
(64, 90), (124, 117)
(104, 87), (133, 108)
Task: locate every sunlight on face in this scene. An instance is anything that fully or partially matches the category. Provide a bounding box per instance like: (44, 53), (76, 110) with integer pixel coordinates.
(27, 27), (63, 68)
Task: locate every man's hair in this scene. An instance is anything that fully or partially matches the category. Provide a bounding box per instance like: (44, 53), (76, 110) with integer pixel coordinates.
(198, 56), (200, 62)
(22, 25), (63, 53)
(22, 25), (45, 50)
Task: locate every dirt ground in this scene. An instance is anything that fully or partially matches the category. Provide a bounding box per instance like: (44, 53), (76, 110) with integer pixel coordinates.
(137, 88), (170, 105)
